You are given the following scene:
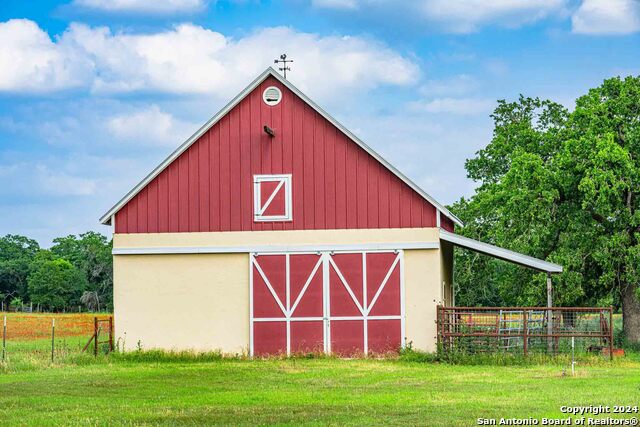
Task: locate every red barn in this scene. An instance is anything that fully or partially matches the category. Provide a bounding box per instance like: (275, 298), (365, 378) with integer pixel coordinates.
(101, 67), (561, 355)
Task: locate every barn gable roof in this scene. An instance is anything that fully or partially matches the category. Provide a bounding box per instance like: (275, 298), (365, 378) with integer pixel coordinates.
(99, 67), (463, 227)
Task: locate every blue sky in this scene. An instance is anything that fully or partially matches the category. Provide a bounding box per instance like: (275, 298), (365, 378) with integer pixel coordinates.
(0, 0), (639, 245)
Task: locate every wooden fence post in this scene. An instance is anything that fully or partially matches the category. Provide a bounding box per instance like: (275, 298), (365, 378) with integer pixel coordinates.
(439, 306), (446, 352)
(109, 317), (114, 353)
(94, 317), (98, 357)
(436, 306), (441, 351)
(51, 318), (55, 363)
(2, 315), (6, 362)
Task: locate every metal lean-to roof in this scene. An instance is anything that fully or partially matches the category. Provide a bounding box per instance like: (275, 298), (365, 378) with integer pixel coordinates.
(440, 229), (562, 273)
(99, 67), (463, 227)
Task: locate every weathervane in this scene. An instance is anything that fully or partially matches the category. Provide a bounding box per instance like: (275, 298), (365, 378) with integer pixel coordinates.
(274, 54), (293, 79)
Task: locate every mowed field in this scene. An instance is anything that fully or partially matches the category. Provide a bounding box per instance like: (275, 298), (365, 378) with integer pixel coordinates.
(1, 313), (639, 426)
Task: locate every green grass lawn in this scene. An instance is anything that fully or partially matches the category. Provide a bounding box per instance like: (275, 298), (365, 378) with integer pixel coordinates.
(1, 353), (639, 426)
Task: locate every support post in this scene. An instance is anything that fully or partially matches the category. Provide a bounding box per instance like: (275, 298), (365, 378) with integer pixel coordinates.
(571, 337), (575, 376)
(523, 310), (528, 357)
(609, 307), (614, 361)
(546, 273), (553, 353)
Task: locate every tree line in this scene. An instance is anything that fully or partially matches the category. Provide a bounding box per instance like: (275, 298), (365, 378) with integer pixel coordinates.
(451, 75), (640, 344)
(0, 232), (112, 312)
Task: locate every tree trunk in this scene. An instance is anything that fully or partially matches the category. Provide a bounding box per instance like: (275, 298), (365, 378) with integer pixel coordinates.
(622, 282), (640, 344)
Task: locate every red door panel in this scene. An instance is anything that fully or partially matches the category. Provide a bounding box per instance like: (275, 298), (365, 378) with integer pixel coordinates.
(366, 252), (397, 307)
(253, 322), (287, 356)
(252, 263), (285, 318)
(330, 320), (364, 356)
(291, 321), (324, 353)
(329, 266), (362, 316)
(290, 254), (323, 318)
(330, 253), (364, 307)
(367, 260), (401, 317)
(254, 255), (287, 308)
(368, 319), (401, 354)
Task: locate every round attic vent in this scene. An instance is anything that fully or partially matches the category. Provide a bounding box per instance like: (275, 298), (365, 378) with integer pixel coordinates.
(263, 86), (282, 106)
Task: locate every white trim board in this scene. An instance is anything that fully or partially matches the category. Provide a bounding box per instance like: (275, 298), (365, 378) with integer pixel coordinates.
(439, 229), (562, 273)
(99, 67), (463, 228)
(112, 241), (439, 255)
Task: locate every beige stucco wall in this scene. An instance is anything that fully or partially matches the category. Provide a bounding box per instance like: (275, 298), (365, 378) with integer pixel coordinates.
(114, 253), (249, 353)
(113, 228), (449, 354)
(404, 249), (443, 352)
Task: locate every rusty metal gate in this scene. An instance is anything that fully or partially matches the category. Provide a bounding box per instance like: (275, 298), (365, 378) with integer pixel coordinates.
(437, 306), (614, 359)
(82, 317), (114, 356)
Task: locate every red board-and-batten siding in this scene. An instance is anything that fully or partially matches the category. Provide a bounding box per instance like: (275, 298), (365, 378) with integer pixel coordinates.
(115, 76), (454, 234)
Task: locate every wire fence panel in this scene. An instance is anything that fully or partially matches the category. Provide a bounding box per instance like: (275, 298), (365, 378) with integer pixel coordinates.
(0, 313), (113, 366)
(437, 306), (614, 359)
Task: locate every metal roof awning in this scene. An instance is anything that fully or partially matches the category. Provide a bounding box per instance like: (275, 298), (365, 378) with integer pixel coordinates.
(440, 230), (562, 274)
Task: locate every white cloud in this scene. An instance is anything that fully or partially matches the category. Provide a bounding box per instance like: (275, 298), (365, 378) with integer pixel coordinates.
(107, 105), (198, 146)
(409, 97), (494, 115)
(220, 27), (419, 99)
(0, 21), (418, 103)
(78, 24), (419, 99)
(59, 23), (230, 95)
(421, 0), (568, 32)
(0, 19), (92, 92)
(312, 0), (568, 32)
(572, 0), (640, 35)
(73, 0), (207, 13)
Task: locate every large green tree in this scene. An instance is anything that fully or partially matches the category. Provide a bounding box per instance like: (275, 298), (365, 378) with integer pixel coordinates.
(452, 76), (640, 343)
(0, 235), (40, 300)
(28, 258), (87, 311)
(51, 232), (113, 310)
